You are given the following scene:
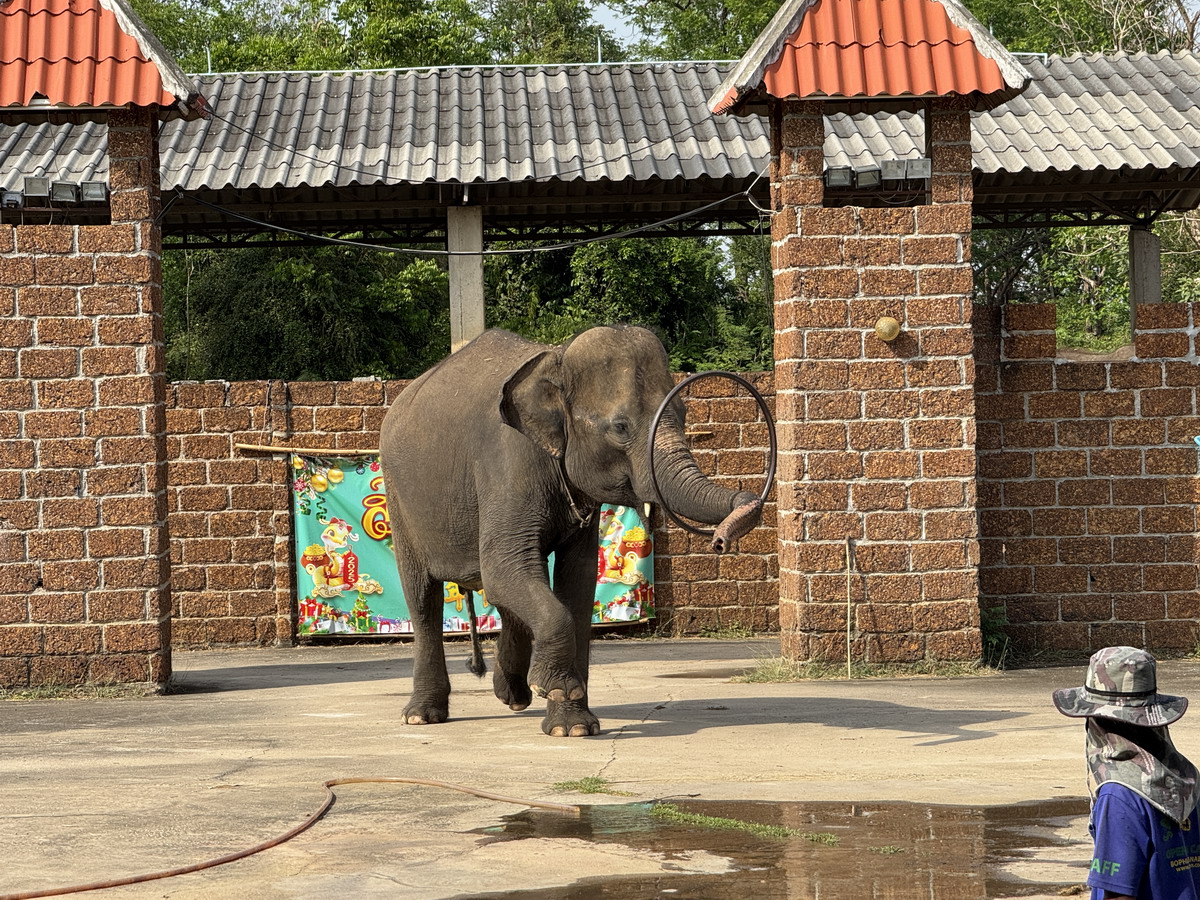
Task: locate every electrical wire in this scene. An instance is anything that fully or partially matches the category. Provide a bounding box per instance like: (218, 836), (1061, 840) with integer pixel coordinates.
(177, 184), (765, 257)
(0, 777), (581, 900)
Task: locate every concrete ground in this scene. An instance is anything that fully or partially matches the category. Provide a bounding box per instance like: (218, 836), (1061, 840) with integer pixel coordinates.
(5, 637), (1195, 899)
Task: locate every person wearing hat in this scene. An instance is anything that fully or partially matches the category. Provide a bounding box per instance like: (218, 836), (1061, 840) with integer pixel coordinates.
(1054, 646), (1200, 899)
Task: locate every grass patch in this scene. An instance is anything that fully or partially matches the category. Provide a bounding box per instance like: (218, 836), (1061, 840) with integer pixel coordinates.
(732, 656), (993, 683)
(2, 683), (158, 701)
(869, 845), (905, 855)
(980, 605), (1011, 670)
(650, 802), (838, 844)
(552, 776), (634, 796)
(696, 624), (757, 640)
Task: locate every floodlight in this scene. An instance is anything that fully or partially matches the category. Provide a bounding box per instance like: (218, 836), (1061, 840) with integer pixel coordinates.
(23, 176), (49, 201)
(80, 181), (108, 204)
(50, 181), (79, 203)
(907, 158), (932, 180)
(881, 159), (907, 182)
(854, 165), (882, 189)
(1, 190), (22, 209)
(825, 166), (853, 188)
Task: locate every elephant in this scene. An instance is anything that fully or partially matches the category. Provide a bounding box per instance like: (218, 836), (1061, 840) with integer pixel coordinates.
(379, 325), (763, 737)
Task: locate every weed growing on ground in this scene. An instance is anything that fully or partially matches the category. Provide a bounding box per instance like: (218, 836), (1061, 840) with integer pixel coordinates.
(650, 803), (838, 844)
(980, 605), (1011, 669)
(1, 683), (157, 701)
(696, 623), (757, 640)
(732, 656), (993, 683)
(869, 845), (905, 855)
(552, 776), (634, 796)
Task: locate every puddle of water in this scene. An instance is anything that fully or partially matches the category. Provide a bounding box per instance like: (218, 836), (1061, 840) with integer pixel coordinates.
(463, 797), (1091, 899)
(657, 668), (751, 680)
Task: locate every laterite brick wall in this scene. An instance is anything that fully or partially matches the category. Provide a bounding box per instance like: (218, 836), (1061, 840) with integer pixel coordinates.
(0, 109), (172, 688)
(166, 375), (779, 647)
(770, 99), (983, 663)
(974, 302), (1200, 656)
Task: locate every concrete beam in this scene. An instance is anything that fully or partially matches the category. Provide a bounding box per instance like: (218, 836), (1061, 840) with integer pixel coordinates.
(448, 206), (485, 352)
(1130, 225), (1162, 307)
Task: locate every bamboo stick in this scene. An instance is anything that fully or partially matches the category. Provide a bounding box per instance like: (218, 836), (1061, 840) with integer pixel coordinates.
(234, 443), (379, 456)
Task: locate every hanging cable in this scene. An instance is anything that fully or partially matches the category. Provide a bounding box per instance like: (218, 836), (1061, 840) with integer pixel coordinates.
(176, 183), (766, 257)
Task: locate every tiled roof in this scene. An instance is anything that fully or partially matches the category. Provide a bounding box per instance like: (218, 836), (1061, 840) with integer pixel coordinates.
(0, 0), (202, 117)
(712, 0), (1030, 114)
(0, 53), (1195, 229)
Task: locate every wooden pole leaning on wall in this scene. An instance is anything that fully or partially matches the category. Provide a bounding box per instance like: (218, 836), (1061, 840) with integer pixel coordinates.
(845, 536), (854, 680)
(234, 443), (379, 456)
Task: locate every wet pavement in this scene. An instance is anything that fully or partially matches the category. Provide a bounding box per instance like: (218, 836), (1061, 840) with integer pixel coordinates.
(6, 638), (1195, 898)
(466, 797), (1091, 899)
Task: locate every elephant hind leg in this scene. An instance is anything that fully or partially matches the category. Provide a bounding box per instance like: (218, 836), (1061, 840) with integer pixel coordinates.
(401, 572), (451, 725)
(491, 606), (533, 711)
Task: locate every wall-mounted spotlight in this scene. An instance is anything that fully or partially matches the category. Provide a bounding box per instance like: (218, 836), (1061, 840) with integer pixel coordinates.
(80, 181), (108, 204)
(881, 159), (908, 182)
(23, 176), (49, 203)
(51, 182), (79, 204)
(825, 165), (853, 188)
(854, 165), (882, 189)
(906, 158), (932, 180)
(1, 190), (23, 209)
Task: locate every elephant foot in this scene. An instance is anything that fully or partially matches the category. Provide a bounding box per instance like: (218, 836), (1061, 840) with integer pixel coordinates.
(541, 702), (601, 738)
(493, 669), (532, 711)
(527, 661), (585, 703)
(403, 698), (448, 725)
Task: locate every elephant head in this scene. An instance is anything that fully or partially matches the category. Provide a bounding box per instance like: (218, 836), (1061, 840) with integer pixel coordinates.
(499, 325), (763, 547)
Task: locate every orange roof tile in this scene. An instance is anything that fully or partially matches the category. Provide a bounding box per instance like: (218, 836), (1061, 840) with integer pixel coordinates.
(0, 0), (203, 117)
(712, 0), (1029, 115)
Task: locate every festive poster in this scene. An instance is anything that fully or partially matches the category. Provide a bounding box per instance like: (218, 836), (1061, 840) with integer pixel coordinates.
(291, 455), (653, 637)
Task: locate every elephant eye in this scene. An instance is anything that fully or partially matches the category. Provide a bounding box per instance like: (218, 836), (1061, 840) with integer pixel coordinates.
(609, 418), (632, 441)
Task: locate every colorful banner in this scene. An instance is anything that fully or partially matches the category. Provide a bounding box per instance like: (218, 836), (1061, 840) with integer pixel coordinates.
(290, 455), (654, 637)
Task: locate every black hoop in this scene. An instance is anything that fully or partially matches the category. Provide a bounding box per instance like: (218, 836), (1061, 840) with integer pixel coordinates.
(647, 371), (777, 537)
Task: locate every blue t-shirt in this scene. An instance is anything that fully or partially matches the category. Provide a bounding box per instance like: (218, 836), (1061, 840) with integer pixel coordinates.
(1089, 781), (1200, 899)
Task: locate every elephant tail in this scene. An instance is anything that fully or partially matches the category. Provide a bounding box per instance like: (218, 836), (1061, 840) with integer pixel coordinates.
(464, 591), (488, 678)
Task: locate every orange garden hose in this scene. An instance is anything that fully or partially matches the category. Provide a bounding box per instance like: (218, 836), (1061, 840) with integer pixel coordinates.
(2, 777), (581, 900)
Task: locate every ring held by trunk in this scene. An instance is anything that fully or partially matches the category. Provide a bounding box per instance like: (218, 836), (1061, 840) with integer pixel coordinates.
(647, 371), (777, 537)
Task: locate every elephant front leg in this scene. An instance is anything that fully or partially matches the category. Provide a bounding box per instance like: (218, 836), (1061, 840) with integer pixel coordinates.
(540, 533), (602, 737)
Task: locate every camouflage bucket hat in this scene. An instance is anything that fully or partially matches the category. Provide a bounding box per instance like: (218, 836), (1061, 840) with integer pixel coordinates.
(1053, 646), (1188, 727)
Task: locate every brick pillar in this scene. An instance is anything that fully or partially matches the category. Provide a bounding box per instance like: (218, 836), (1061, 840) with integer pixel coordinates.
(0, 107), (171, 688)
(773, 100), (983, 662)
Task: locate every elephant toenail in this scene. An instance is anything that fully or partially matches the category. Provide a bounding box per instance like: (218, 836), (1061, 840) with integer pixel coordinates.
(548, 689), (566, 702)
(569, 686), (585, 701)
(550, 726), (567, 737)
(509, 702), (529, 711)
(569, 725), (589, 737)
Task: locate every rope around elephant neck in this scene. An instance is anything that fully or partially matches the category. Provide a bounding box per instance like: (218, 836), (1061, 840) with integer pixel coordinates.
(556, 455), (593, 528)
(1, 777), (581, 900)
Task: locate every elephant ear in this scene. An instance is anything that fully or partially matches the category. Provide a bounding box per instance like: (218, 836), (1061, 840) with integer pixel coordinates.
(499, 350), (567, 458)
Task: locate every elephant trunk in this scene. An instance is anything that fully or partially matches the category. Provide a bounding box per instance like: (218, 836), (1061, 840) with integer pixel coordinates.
(646, 430), (762, 551)
(711, 498), (763, 554)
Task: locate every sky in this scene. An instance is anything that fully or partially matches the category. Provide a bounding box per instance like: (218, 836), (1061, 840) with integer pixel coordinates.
(594, 3), (645, 48)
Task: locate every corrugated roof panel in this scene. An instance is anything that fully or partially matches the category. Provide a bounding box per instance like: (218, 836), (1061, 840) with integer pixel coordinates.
(0, 54), (1197, 194)
(0, 0), (200, 113)
(711, 0), (1029, 114)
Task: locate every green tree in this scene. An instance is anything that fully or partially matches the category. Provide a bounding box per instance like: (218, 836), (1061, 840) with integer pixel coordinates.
(163, 244), (450, 381)
(130, 0), (353, 72)
(337, 0), (492, 68)
(609, 0), (779, 60)
(485, 0), (623, 63)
